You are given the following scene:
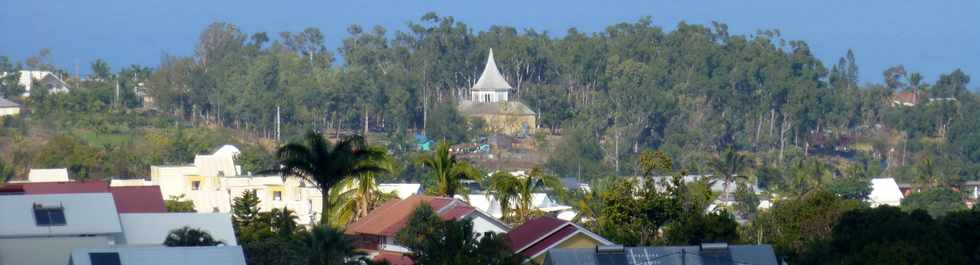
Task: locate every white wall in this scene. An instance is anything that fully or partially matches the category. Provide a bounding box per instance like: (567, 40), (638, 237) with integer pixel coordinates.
(469, 213), (509, 234)
(118, 213), (238, 246)
(0, 193), (122, 237)
(70, 246), (246, 265)
(0, 107), (20, 116)
(0, 236), (110, 265)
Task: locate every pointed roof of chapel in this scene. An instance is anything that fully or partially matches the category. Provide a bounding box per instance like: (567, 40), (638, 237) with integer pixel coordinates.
(471, 49), (513, 91)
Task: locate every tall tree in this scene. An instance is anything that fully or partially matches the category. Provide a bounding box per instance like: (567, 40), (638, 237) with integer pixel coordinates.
(487, 168), (564, 223)
(164, 227), (224, 247)
(419, 141), (481, 197)
(274, 131), (387, 226)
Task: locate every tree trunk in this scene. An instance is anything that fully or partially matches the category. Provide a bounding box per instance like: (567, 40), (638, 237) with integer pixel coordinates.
(321, 187), (330, 226)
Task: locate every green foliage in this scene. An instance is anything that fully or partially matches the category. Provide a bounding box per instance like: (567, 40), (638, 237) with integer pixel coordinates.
(826, 177), (871, 200)
(274, 131), (388, 226)
(734, 182), (760, 219)
(487, 168), (565, 224)
(750, 190), (862, 263)
(809, 206), (962, 265)
(425, 104), (469, 144)
(545, 126), (605, 179)
(293, 226), (361, 265)
(35, 135), (101, 179)
(419, 141), (481, 197)
(901, 188), (966, 218)
(664, 210), (739, 245)
(164, 195), (196, 212)
(0, 158), (14, 183)
(164, 226), (224, 247)
(236, 145), (274, 175)
(395, 205), (520, 265)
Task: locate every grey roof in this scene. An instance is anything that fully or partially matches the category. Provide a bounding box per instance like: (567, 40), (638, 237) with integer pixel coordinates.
(458, 101), (536, 116)
(545, 245), (778, 265)
(0, 97), (19, 108)
(471, 49), (513, 91)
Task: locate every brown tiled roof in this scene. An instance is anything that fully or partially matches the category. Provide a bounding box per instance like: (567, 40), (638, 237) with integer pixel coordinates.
(893, 91), (918, 105)
(345, 195), (478, 237)
(373, 251), (414, 265)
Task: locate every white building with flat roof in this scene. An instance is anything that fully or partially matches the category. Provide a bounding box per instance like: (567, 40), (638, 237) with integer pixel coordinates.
(26, 168), (71, 182)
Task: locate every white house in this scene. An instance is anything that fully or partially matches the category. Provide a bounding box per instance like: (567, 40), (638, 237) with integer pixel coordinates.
(6, 70), (71, 96)
(377, 183), (423, 199)
(459, 193), (572, 219)
(869, 178), (904, 207)
(70, 246), (246, 265)
(0, 97), (20, 116)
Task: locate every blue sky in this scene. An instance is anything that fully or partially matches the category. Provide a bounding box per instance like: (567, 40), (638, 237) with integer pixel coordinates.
(1, 0), (977, 85)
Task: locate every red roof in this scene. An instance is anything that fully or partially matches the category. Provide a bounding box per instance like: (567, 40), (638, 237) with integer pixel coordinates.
(18, 181), (110, 194)
(346, 195), (477, 237)
(518, 225), (578, 258)
(0, 181), (166, 213)
(109, 186), (167, 213)
(506, 217), (568, 252)
(373, 251), (414, 265)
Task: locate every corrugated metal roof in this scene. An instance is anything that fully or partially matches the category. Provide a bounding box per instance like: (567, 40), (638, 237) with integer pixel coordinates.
(507, 217), (568, 252)
(17, 180), (109, 194)
(544, 245), (779, 265)
(0, 193), (123, 237)
(109, 186), (167, 213)
(70, 246), (246, 265)
(118, 213), (238, 246)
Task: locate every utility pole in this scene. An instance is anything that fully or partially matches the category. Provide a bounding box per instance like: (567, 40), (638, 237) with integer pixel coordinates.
(276, 105), (281, 142)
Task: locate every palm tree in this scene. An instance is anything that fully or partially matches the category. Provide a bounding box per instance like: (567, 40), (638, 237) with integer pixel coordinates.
(294, 225), (362, 265)
(708, 146), (750, 200)
(274, 131), (387, 226)
(487, 168), (564, 223)
(419, 141), (481, 197)
(330, 154), (398, 226)
(164, 226), (225, 247)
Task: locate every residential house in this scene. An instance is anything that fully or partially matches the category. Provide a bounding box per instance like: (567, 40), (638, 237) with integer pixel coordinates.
(6, 70), (71, 96)
(892, 91), (919, 107)
(868, 178), (903, 207)
(458, 49), (537, 136)
(378, 183), (423, 199)
(506, 217), (614, 264)
(345, 195), (510, 264)
(460, 193), (572, 220)
(544, 243), (779, 265)
(0, 97), (20, 116)
(0, 181), (240, 265)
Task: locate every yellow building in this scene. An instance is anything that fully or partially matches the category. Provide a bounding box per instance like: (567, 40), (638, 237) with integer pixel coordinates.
(458, 49), (536, 137)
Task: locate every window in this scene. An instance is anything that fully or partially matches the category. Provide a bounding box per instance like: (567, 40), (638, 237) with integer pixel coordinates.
(485, 94), (491, 102)
(191, 181), (201, 190)
(89, 252), (121, 265)
(34, 205), (66, 226)
(273, 191), (283, 201)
